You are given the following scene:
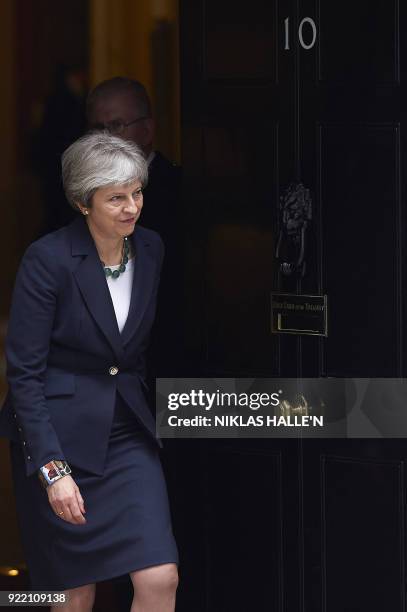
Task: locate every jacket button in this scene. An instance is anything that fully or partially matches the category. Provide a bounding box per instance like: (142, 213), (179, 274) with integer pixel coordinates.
(18, 427), (22, 432)
(22, 441), (26, 446)
(109, 366), (119, 376)
(27, 455), (31, 460)
(13, 413), (17, 419)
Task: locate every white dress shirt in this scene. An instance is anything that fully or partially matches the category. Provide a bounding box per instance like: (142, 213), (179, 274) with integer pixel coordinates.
(105, 255), (135, 333)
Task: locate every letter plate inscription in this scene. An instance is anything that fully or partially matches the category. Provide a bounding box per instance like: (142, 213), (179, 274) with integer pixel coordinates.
(271, 293), (328, 336)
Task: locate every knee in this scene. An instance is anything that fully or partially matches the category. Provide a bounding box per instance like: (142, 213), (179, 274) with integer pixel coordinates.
(131, 563), (179, 597)
(163, 564), (179, 592)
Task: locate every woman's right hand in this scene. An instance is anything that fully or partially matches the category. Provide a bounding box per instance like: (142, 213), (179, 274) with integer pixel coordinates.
(46, 475), (87, 525)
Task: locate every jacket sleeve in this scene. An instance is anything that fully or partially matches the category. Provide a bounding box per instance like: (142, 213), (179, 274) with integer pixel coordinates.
(5, 241), (66, 477)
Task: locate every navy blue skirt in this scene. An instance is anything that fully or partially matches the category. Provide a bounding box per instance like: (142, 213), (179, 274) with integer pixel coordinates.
(9, 392), (179, 591)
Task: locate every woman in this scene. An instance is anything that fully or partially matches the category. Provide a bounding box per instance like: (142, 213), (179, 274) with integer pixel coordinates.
(0, 132), (179, 611)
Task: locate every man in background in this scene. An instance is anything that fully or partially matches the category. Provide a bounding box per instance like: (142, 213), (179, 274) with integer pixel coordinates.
(86, 77), (181, 258)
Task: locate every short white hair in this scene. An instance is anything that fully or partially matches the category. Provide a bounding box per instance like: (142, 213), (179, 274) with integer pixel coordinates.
(61, 131), (148, 210)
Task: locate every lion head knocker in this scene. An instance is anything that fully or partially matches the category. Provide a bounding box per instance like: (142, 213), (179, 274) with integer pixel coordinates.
(275, 182), (312, 277)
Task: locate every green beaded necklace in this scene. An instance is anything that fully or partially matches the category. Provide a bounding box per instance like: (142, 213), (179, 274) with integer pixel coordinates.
(102, 237), (130, 279)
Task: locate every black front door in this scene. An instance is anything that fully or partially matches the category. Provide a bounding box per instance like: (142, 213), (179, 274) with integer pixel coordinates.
(175, 2), (407, 610)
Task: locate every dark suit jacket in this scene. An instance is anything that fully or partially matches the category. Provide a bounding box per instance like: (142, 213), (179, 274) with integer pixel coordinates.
(139, 151), (185, 380)
(0, 215), (164, 478)
(140, 151), (181, 246)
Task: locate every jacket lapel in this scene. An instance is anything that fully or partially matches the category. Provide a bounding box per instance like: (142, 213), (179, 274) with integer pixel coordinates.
(70, 216), (125, 362)
(69, 215), (158, 357)
(120, 226), (158, 346)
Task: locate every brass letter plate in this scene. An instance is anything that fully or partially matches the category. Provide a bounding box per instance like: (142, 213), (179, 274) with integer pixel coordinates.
(271, 293), (328, 336)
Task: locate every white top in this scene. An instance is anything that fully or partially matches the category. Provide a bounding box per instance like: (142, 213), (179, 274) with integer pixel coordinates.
(105, 256), (135, 333)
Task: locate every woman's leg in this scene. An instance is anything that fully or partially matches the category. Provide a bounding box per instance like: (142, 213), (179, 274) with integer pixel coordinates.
(50, 583), (96, 612)
(129, 563), (179, 612)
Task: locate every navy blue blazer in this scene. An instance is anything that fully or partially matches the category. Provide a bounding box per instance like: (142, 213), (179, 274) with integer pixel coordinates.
(0, 215), (164, 478)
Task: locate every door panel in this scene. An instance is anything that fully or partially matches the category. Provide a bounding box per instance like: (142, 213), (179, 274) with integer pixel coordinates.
(319, 124), (402, 377)
(204, 0), (278, 81)
(318, 0), (399, 85)
(302, 440), (407, 612)
(322, 456), (403, 611)
(206, 448), (284, 612)
(202, 123), (279, 373)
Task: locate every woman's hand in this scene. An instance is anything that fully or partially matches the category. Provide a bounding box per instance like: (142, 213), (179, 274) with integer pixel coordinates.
(46, 475), (87, 525)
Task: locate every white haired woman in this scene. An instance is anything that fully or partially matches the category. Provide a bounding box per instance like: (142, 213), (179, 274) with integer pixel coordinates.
(0, 132), (179, 611)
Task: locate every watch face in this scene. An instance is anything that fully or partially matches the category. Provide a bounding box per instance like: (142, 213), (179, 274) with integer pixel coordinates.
(49, 468), (59, 479)
(41, 462), (59, 482)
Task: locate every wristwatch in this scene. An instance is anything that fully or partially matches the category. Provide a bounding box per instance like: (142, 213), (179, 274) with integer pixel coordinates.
(38, 460), (72, 489)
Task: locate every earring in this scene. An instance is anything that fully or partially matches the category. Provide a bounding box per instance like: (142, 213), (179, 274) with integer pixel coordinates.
(83, 210), (89, 215)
